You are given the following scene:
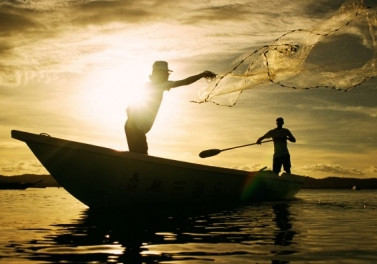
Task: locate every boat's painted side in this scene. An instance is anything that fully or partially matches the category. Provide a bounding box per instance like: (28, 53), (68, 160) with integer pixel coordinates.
(11, 130), (303, 208)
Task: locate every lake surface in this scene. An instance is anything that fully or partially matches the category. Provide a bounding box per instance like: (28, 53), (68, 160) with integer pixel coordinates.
(0, 188), (376, 264)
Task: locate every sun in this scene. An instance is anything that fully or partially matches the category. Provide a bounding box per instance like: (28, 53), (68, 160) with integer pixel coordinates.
(77, 62), (150, 133)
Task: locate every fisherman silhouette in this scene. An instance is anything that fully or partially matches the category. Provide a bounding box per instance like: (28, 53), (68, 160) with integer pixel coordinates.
(125, 61), (216, 154)
(257, 117), (296, 174)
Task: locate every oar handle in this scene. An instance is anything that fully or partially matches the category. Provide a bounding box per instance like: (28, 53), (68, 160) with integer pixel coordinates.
(221, 139), (273, 151)
(199, 139), (274, 158)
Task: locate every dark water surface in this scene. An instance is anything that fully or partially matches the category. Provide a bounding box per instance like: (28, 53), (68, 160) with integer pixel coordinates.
(0, 188), (376, 263)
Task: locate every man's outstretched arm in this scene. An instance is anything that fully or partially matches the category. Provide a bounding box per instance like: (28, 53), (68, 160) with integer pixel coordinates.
(170, 71), (216, 88)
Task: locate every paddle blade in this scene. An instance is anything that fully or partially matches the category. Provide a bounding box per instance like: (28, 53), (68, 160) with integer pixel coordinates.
(199, 149), (222, 158)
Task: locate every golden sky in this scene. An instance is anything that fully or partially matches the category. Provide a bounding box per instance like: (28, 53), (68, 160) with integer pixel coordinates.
(1, 0), (376, 178)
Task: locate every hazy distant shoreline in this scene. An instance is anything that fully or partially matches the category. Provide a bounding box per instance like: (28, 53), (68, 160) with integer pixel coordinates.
(1, 174), (377, 189)
(0, 174), (60, 188)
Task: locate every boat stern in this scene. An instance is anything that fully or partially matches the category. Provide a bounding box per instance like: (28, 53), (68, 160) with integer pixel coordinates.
(240, 170), (304, 202)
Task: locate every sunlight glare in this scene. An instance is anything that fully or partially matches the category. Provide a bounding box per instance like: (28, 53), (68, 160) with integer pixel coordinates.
(75, 59), (189, 153)
(78, 62), (150, 132)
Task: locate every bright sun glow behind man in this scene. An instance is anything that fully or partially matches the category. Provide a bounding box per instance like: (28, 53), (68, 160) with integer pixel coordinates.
(74, 60), (187, 152)
(77, 62), (150, 133)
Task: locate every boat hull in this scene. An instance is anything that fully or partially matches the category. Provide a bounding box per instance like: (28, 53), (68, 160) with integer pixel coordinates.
(11, 130), (303, 209)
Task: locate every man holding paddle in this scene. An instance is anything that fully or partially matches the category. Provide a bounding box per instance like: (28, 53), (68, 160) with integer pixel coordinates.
(256, 117), (296, 174)
(125, 61), (216, 154)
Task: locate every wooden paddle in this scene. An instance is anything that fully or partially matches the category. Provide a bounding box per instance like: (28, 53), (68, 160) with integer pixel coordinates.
(199, 139), (273, 158)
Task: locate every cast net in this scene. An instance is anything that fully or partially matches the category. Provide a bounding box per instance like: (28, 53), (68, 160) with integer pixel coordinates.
(195, 0), (377, 106)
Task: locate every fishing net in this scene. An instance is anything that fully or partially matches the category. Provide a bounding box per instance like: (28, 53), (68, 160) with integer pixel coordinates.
(195, 0), (377, 106)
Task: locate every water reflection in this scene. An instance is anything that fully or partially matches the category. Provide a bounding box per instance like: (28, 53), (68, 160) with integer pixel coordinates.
(19, 202), (298, 263)
(272, 203), (297, 264)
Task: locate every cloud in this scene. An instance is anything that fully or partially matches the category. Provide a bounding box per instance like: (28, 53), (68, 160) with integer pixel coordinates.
(70, 0), (153, 26)
(182, 3), (254, 24)
(363, 165), (377, 175)
(1, 0), (358, 88)
(302, 163), (364, 176)
(232, 163), (266, 172)
(312, 105), (377, 118)
(0, 141), (20, 149)
(0, 10), (36, 32)
(304, 0), (346, 17)
(0, 0), (213, 87)
(0, 1), (39, 33)
(0, 160), (46, 175)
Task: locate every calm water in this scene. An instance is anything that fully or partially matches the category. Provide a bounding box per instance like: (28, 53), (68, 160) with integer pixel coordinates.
(0, 188), (376, 264)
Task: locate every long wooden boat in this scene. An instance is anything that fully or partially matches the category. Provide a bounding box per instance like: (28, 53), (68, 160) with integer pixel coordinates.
(11, 130), (303, 209)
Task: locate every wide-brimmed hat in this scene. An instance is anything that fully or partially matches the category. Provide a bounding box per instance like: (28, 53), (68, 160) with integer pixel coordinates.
(152, 61), (173, 72)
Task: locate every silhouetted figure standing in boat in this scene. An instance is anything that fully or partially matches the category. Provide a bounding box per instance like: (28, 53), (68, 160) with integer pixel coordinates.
(125, 61), (216, 154)
(257, 117), (296, 174)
